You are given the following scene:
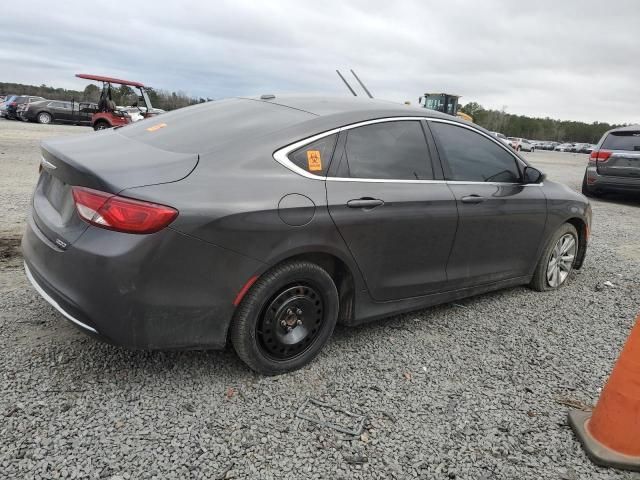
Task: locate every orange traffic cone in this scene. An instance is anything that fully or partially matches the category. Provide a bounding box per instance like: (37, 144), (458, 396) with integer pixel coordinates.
(569, 313), (640, 471)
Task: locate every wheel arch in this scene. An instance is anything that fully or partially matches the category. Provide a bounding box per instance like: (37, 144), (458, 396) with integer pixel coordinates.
(565, 216), (588, 269)
(253, 248), (361, 325)
(92, 118), (112, 129)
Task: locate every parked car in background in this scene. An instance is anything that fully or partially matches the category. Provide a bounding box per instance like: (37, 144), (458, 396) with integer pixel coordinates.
(0, 95), (17, 118)
(22, 95), (591, 374)
(4, 95), (46, 120)
(489, 131), (511, 147)
(571, 143), (589, 153)
(582, 125), (640, 197)
(580, 144), (596, 154)
(507, 137), (535, 152)
(555, 143), (574, 152)
(18, 100), (98, 125)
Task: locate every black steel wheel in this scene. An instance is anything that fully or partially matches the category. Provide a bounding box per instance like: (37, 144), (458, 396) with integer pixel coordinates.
(230, 261), (339, 375)
(257, 284), (324, 360)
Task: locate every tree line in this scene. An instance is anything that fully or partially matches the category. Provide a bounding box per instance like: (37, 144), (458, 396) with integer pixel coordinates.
(460, 102), (621, 144)
(0, 82), (210, 111)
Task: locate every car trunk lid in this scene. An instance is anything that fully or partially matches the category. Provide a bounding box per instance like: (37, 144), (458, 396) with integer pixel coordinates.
(32, 131), (198, 248)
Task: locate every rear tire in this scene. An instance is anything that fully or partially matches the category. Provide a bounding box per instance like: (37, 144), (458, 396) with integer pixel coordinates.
(37, 112), (52, 124)
(230, 261), (339, 375)
(530, 223), (579, 292)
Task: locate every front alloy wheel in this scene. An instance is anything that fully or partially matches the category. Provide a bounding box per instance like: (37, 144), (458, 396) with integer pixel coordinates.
(546, 233), (576, 288)
(530, 223), (579, 292)
(37, 112), (52, 124)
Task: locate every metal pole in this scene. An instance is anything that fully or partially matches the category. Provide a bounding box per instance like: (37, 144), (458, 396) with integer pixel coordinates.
(350, 69), (373, 98)
(336, 70), (357, 96)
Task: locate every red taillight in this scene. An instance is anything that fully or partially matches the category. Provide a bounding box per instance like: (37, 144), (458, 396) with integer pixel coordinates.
(71, 186), (178, 234)
(589, 150), (612, 164)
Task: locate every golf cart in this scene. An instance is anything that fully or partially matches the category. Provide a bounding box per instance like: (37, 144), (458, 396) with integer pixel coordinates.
(76, 74), (161, 130)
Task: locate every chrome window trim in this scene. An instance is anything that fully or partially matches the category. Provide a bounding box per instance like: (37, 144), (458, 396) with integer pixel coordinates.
(24, 262), (99, 334)
(272, 116), (542, 186)
(273, 127), (342, 180)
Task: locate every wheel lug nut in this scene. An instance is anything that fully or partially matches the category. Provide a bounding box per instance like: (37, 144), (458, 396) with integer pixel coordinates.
(296, 309), (302, 315)
(280, 320), (286, 327)
(296, 319), (302, 325)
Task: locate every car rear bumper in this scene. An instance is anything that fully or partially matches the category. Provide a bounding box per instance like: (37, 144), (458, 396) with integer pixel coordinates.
(585, 166), (640, 193)
(22, 213), (266, 350)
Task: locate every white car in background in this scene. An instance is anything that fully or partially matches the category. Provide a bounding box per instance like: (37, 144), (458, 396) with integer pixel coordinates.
(489, 131), (512, 147)
(507, 137), (535, 152)
(555, 143), (574, 152)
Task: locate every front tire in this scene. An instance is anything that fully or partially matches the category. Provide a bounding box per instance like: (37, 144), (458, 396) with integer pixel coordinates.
(530, 223), (578, 292)
(230, 261), (339, 375)
(37, 112), (52, 124)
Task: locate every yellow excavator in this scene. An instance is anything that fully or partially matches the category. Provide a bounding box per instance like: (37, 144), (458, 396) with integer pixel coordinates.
(419, 93), (473, 122)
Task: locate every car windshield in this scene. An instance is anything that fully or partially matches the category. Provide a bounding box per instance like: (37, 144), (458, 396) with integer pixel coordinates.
(602, 131), (640, 151)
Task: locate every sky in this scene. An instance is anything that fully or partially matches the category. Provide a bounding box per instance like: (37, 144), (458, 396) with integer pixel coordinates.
(1, 0), (639, 124)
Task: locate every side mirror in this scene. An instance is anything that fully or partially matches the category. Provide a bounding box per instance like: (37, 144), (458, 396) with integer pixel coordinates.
(523, 166), (545, 184)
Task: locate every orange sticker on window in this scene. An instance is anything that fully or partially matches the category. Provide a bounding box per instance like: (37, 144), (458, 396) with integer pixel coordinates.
(146, 123), (167, 132)
(307, 150), (322, 171)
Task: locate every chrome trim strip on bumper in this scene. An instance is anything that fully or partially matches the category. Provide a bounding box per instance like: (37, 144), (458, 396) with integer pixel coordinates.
(24, 262), (98, 334)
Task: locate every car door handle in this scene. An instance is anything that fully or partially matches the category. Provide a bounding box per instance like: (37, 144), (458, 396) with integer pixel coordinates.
(347, 198), (384, 209)
(461, 195), (486, 204)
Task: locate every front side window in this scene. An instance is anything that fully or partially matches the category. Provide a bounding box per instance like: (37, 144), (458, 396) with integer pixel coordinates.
(288, 134), (338, 176)
(338, 121), (433, 180)
(430, 122), (521, 183)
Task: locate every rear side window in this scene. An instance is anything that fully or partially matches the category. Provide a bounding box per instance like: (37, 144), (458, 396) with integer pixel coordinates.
(288, 134), (338, 176)
(602, 131), (640, 151)
(430, 122), (521, 183)
(336, 121), (433, 180)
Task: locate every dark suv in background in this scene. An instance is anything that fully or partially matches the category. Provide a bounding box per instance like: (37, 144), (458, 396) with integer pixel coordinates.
(583, 125), (640, 197)
(4, 95), (46, 120)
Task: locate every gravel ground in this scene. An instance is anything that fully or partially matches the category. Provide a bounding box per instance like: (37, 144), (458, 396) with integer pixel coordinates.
(1, 118), (639, 479)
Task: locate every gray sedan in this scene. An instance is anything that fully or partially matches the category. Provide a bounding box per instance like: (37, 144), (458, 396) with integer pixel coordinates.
(22, 95), (591, 374)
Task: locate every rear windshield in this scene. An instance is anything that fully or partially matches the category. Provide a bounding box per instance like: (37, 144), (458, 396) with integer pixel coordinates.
(118, 98), (314, 153)
(602, 131), (640, 151)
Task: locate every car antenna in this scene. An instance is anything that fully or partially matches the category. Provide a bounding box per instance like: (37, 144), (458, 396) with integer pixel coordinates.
(336, 70), (357, 96)
(350, 69), (373, 98)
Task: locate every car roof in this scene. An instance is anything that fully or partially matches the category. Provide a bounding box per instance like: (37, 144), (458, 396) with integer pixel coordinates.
(608, 124), (640, 133)
(242, 94), (454, 121)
